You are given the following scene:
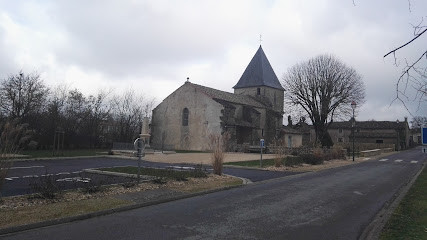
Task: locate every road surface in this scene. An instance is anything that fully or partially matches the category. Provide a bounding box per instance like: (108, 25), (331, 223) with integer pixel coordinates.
(2, 156), (297, 196)
(2, 147), (425, 239)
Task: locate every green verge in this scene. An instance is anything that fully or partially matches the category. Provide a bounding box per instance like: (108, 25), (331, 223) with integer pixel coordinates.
(20, 149), (109, 158)
(379, 166), (427, 240)
(99, 166), (207, 180)
(0, 197), (130, 229)
(224, 159), (277, 168)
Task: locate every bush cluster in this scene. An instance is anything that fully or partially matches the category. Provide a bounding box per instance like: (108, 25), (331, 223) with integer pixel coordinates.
(29, 175), (64, 199)
(284, 156), (303, 167)
(300, 154), (324, 165)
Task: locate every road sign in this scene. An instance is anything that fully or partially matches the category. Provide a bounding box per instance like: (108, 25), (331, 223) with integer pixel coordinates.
(422, 127), (427, 145)
(260, 139), (265, 147)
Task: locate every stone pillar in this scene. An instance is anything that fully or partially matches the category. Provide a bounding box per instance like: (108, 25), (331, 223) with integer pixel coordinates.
(140, 117), (150, 145)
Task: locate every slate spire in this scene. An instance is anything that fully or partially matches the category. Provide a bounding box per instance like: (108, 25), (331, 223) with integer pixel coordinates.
(233, 45), (284, 90)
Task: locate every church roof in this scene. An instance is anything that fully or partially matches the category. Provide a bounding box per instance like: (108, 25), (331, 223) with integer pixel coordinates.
(233, 45), (284, 90)
(190, 83), (267, 108)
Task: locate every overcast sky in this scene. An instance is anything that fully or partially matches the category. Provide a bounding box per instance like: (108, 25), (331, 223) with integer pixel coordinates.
(0, 0), (426, 123)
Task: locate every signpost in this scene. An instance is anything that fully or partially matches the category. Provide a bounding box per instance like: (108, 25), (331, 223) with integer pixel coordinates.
(422, 127), (427, 145)
(260, 139), (265, 167)
(422, 127), (427, 153)
(133, 138), (145, 183)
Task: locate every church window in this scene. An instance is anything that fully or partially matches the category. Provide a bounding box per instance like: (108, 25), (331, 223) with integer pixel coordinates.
(257, 88), (260, 95)
(182, 108), (189, 126)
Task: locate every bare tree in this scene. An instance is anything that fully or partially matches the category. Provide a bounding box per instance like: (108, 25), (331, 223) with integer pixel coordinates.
(410, 116), (427, 128)
(377, 0), (427, 109)
(0, 119), (32, 199)
(384, 22), (426, 108)
(0, 71), (48, 120)
(282, 54), (365, 147)
(110, 90), (146, 142)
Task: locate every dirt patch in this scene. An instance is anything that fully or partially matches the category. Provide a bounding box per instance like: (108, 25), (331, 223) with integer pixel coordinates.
(144, 152), (275, 164)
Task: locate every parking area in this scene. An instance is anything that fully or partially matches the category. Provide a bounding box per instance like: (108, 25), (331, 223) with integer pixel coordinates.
(2, 154), (295, 197)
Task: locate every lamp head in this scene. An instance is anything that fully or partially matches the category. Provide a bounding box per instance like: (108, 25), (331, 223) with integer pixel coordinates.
(351, 101), (356, 110)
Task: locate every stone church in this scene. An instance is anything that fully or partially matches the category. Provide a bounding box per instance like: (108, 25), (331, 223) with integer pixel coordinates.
(151, 46), (284, 151)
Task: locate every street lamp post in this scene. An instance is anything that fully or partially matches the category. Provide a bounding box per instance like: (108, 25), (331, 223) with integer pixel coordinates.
(396, 119), (400, 151)
(351, 101), (357, 162)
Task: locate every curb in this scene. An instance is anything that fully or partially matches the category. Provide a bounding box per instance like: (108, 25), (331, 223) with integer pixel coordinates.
(11, 155), (108, 162)
(0, 182), (244, 236)
(223, 173), (253, 184)
(359, 161), (426, 240)
(83, 168), (155, 181)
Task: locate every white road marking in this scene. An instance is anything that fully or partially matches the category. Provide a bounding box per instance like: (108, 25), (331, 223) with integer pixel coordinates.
(72, 171), (82, 174)
(23, 175), (38, 178)
(9, 166), (45, 170)
(41, 174), (54, 177)
(395, 160), (403, 163)
(410, 161), (418, 164)
(5, 178), (13, 181)
(353, 191), (364, 195)
(56, 177), (91, 183)
(56, 172), (71, 175)
(363, 158), (371, 161)
(379, 159), (388, 162)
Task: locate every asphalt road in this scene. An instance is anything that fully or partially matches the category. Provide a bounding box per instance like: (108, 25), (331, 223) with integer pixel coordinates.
(2, 147), (425, 239)
(2, 156), (296, 196)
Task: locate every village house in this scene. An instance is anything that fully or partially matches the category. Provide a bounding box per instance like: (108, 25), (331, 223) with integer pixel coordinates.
(151, 46), (285, 152)
(318, 118), (410, 151)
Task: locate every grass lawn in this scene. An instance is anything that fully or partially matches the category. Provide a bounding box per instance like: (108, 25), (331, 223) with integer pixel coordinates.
(0, 197), (130, 229)
(379, 166), (427, 239)
(19, 149), (109, 158)
(224, 158), (277, 168)
(99, 166), (207, 180)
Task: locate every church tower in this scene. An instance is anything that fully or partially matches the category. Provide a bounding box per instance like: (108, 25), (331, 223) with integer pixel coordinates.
(233, 45), (284, 114)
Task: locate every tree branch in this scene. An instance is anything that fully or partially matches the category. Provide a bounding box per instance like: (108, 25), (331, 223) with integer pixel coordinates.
(384, 28), (426, 58)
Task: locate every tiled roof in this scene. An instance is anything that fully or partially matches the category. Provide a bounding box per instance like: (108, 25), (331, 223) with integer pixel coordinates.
(190, 83), (267, 108)
(233, 45), (284, 90)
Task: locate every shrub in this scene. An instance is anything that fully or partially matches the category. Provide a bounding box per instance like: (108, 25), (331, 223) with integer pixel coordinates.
(121, 181), (137, 188)
(272, 139), (286, 167)
(29, 174), (64, 199)
(152, 177), (167, 184)
(77, 173), (106, 194)
(209, 132), (230, 175)
(284, 156), (303, 166)
(300, 153), (324, 165)
(330, 147), (346, 160)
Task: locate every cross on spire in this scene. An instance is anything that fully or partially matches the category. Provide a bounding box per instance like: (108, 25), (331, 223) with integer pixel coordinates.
(259, 34), (262, 45)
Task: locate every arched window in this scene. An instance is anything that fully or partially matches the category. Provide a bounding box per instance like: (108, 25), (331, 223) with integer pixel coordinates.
(182, 108), (189, 126)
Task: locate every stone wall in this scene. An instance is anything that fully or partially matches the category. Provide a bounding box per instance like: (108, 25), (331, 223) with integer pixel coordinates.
(234, 86), (284, 113)
(151, 82), (223, 151)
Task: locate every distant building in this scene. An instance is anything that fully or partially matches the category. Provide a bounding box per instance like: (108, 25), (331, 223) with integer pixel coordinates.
(151, 46), (285, 151)
(409, 128), (422, 146)
(315, 119), (410, 150)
